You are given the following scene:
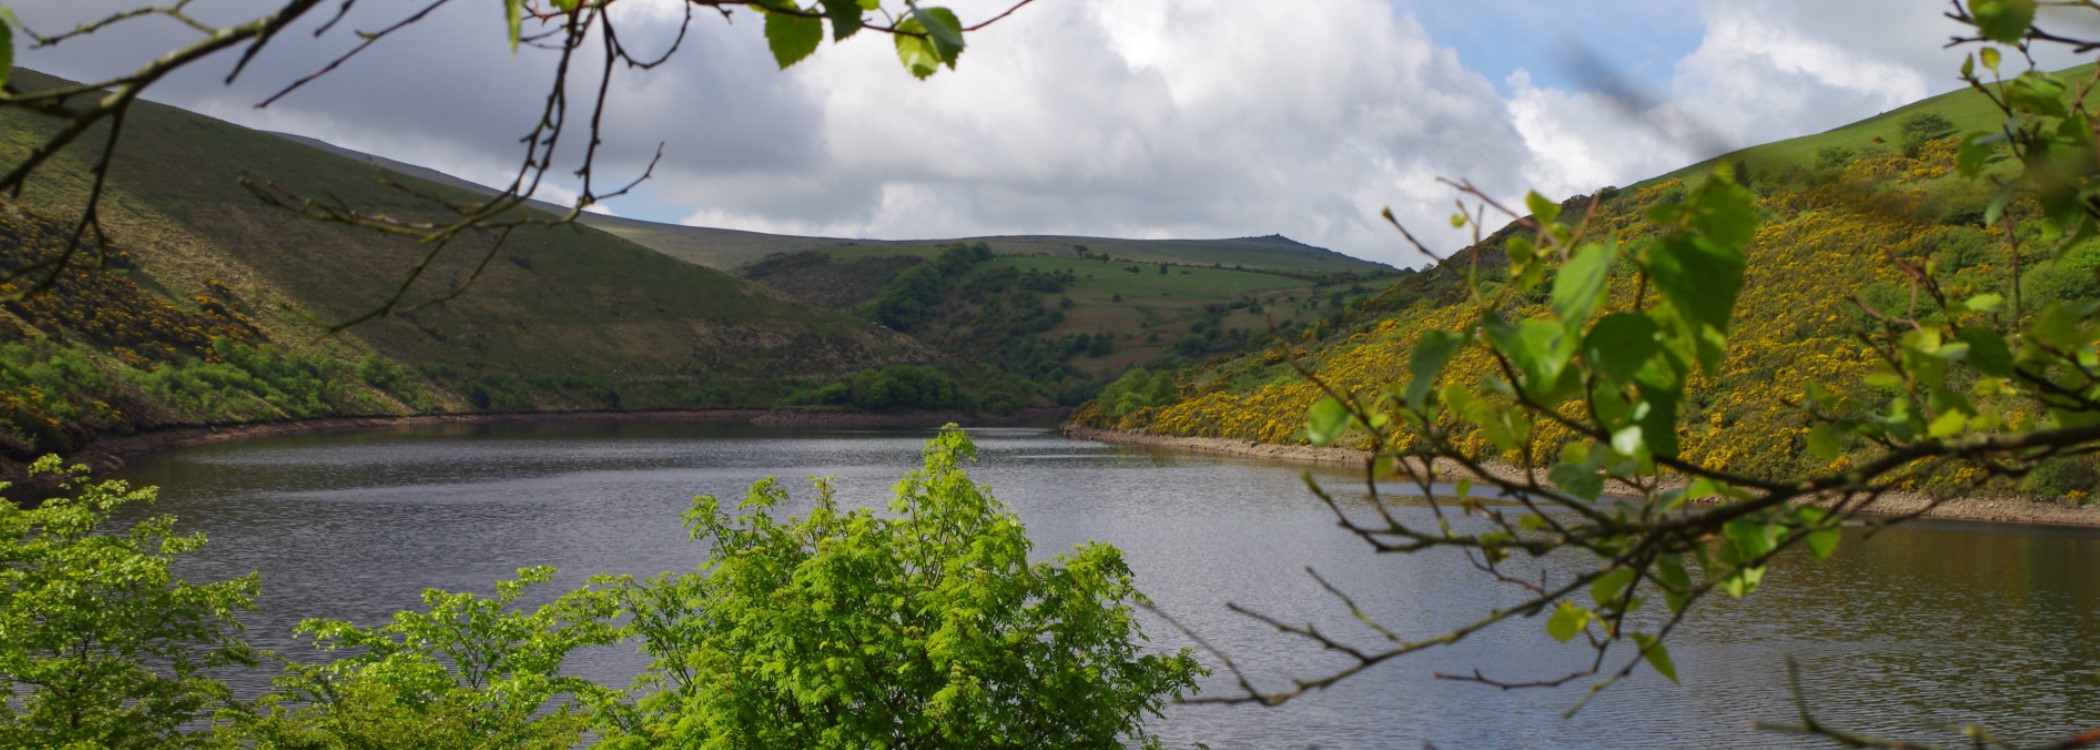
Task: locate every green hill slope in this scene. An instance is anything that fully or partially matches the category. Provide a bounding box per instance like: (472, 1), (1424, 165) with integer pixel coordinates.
(1079, 78), (2091, 496)
(0, 68), (930, 459)
(267, 114), (1400, 395)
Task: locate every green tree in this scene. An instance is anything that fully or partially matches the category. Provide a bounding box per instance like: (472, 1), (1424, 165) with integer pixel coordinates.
(220, 565), (618, 750)
(1900, 112), (1956, 155)
(582, 428), (1201, 749)
(0, 457), (257, 749)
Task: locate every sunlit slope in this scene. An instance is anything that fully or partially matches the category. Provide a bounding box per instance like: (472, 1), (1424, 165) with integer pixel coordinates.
(0, 69), (927, 403)
(1081, 85), (2036, 487)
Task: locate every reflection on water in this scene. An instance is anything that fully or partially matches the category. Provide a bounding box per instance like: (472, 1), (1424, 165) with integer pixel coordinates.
(112, 422), (2100, 749)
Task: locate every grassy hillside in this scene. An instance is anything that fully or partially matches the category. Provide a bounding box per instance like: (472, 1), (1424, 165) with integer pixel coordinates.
(0, 68), (932, 457)
(742, 239), (1401, 396)
(1079, 83), (2091, 497)
(269, 112), (1401, 398)
(1641, 67), (2096, 189)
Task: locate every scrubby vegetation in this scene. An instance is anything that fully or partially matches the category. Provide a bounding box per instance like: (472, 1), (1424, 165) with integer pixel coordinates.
(1078, 128), (2100, 499)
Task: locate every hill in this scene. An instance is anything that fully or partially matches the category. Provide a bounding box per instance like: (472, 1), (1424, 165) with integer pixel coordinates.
(267, 110), (1400, 400)
(272, 130), (1394, 277)
(0, 68), (930, 460)
(1075, 76), (2096, 497)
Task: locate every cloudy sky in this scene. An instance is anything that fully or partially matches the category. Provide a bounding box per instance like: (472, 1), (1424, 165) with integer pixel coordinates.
(10, 0), (2090, 267)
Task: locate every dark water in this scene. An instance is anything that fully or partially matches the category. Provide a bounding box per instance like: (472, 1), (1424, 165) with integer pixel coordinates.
(109, 422), (2100, 749)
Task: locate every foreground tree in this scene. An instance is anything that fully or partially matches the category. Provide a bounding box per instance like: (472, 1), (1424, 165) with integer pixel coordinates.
(0, 457), (257, 749)
(583, 427), (1201, 749)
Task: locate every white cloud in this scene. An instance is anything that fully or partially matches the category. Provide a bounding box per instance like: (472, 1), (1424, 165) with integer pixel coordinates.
(648, 0), (1531, 266)
(8, 0), (2080, 268)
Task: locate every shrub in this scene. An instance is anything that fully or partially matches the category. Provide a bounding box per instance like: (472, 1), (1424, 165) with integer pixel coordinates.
(0, 458), (257, 749)
(584, 429), (1201, 749)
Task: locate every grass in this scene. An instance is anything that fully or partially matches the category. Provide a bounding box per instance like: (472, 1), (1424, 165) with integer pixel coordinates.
(1641, 63), (2099, 191)
(0, 69), (925, 408)
(960, 256), (1385, 375)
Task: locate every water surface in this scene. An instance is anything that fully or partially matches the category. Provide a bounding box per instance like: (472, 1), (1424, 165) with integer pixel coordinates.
(113, 422), (2100, 748)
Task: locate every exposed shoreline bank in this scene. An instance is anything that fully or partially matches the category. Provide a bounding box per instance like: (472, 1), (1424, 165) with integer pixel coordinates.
(1060, 424), (2100, 530)
(2, 407), (1068, 492)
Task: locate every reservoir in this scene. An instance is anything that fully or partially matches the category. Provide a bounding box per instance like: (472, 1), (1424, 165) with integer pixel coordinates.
(111, 422), (2100, 748)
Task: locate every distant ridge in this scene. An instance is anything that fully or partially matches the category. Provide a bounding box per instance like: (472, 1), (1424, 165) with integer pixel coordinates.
(266, 132), (1391, 275)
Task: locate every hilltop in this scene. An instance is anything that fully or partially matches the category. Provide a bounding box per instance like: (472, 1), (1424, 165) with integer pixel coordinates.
(273, 129), (1391, 276)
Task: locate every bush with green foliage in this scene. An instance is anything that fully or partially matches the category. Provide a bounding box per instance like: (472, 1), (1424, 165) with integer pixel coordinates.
(222, 566), (617, 750)
(0, 458), (257, 749)
(1093, 368), (1179, 421)
(582, 428), (1201, 748)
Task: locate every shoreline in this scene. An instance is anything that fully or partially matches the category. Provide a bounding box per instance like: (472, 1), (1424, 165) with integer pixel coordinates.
(1060, 424), (2100, 530)
(2, 407), (1068, 492)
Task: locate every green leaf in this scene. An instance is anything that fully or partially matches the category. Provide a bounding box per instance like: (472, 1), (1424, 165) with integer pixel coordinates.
(1928, 409), (1970, 438)
(1958, 132), (2005, 177)
(1585, 313), (1661, 384)
(1631, 633), (1679, 683)
(1807, 527), (1841, 560)
(1404, 330), (1463, 407)
(1646, 236), (1746, 374)
(2031, 301), (2099, 349)
(1655, 554), (1689, 591)
(1656, 554), (1691, 614)
(1726, 518), (1776, 556)
(1688, 171), (1758, 249)
(1306, 397), (1349, 447)
(1957, 327), (2015, 377)
(1546, 602), (1589, 643)
(1526, 191), (1561, 226)
(1549, 460), (1605, 501)
(1633, 379), (1681, 458)
(1553, 240), (1614, 325)
(911, 6), (966, 65)
(2007, 72), (2069, 119)
(820, 0), (865, 40)
(1980, 46), (2002, 74)
(505, 0), (524, 53)
(1971, 0), (2037, 45)
(1590, 567), (1637, 608)
(894, 19), (942, 79)
(765, 10), (825, 69)
(1487, 317), (1577, 402)
(1807, 423), (1841, 461)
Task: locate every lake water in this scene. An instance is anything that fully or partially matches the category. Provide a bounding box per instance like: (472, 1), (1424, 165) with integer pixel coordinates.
(110, 421), (2100, 748)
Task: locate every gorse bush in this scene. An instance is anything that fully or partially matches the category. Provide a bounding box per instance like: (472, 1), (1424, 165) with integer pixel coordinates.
(0, 431), (1198, 748)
